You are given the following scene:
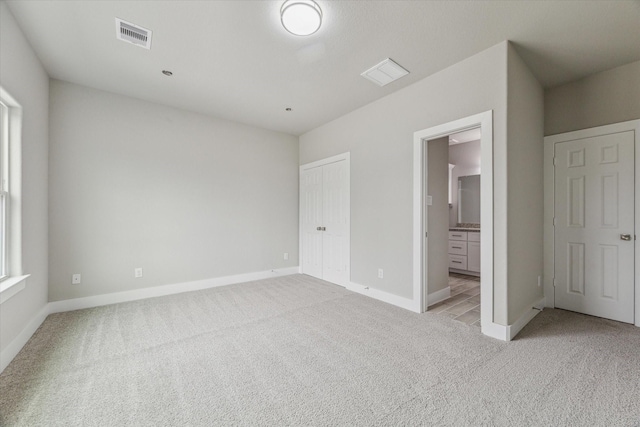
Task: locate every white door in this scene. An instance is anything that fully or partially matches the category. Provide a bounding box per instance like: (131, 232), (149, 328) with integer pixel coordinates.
(301, 166), (323, 279)
(300, 158), (350, 286)
(554, 131), (635, 323)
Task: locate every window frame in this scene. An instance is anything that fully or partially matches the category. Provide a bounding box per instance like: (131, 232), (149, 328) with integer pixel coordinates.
(0, 99), (9, 282)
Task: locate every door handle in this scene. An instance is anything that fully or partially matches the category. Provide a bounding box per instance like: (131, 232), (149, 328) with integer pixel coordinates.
(620, 234), (632, 241)
(317, 227), (322, 231)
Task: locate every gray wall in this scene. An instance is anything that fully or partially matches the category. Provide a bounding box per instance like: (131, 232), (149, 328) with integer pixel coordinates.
(300, 42), (510, 323)
(506, 43), (544, 324)
(0, 3), (49, 354)
(427, 137), (449, 295)
(49, 81), (299, 301)
(545, 60), (640, 136)
(449, 140), (481, 227)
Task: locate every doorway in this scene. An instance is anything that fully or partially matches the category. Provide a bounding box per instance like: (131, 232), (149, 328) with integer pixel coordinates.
(413, 110), (498, 339)
(544, 120), (640, 326)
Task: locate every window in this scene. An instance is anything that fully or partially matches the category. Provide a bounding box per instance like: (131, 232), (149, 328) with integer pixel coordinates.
(0, 88), (28, 304)
(0, 99), (8, 282)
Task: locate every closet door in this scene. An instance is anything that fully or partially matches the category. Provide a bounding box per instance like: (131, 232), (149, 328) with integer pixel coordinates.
(300, 155), (350, 286)
(322, 160), (349, 285)
(300, 166), (323, 279)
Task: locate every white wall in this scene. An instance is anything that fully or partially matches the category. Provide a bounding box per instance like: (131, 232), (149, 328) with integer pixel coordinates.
(427, 137), (449, 295)
(545, 60), (640, 136)
(449, 140), (481, 227)
(300, 42), (509, 323)
(506, 43), (544, 324)
(0, 2), (49, 355)
(49, 81), (299, 301)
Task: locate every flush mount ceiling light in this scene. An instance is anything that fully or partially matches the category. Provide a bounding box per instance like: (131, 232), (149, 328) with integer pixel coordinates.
(281, 0), (322, 36)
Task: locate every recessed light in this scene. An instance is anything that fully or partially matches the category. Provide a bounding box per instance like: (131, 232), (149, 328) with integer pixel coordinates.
(281, 0), (322, 36)
(162, 70), (173, 76)
(285, 107), (292, 111)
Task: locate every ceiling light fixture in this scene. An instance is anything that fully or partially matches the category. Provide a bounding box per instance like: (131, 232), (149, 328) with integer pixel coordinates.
(281, 0), (322, 36)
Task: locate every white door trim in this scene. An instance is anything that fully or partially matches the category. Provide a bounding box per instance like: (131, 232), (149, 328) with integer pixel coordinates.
(413, 110), (500, 338)
(299, 152), (351, 287)
(544, 119), (640, 327)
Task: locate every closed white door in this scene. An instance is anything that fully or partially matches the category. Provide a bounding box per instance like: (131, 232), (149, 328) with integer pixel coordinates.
(301, 166), (323, 279)
(554, 131), (635, 323)
(300, 159), (350, 286)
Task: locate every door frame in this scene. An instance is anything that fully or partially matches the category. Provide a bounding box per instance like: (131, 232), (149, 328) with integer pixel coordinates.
(543, 119), (640, 327)
(413, 110), (497, 338)
(299, 152), (351, 286)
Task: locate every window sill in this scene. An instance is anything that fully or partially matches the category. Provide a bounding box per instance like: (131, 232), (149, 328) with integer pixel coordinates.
(0, 274), (30, 304)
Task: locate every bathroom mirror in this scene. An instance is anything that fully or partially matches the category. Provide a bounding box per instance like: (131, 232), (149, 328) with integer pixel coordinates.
(458, 175), (480, 224)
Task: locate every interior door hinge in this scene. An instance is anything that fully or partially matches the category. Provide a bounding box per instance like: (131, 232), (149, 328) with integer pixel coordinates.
(553, 157), (556, 166)
(553, 217), (556, 227)
(425, 232), (428, 238)
(552, 278), (556, 287)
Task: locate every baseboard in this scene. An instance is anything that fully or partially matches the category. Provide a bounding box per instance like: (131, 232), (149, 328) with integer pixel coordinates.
(481, 321), (509, 341)
(0, 304), (51, 373)
(347, 281), (419, 313)
(427, 286), (451, 307)
(48, 267), (300, 314)
(507, 297), (546, 341)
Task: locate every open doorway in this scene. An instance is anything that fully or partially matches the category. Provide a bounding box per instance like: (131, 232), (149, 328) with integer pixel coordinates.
(413, 111), (500, 339)
(427, 129), (482, 325)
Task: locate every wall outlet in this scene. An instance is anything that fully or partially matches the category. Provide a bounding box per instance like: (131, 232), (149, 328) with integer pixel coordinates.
(72, 273), (81, 285)
(537, 275), (541, 287)
(284, 252), (289, 260)
(378, 268), (384, 279)
(134, 267), (143, 278)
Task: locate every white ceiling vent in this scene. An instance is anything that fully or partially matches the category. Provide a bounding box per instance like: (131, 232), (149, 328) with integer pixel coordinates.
(361, 58), (409, 87)
(115, 18), (152, 49)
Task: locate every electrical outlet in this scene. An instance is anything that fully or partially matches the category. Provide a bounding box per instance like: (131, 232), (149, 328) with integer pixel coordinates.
(134, 268), (143, 278)
(72, 273), (81, 285)
(284, 252), (289, 260)
(378, 269), (384, 279)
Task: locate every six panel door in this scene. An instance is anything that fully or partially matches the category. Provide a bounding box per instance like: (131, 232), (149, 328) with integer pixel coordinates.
(554, 131), (635, 323)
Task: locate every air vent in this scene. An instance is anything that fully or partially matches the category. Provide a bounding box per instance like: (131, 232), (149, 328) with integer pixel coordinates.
(115, 18), (152, 49)
(361, 58), (409, 87)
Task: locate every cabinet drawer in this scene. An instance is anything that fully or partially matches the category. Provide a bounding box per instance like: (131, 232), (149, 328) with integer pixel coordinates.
(467, 232), (481, 242)
(448, 240), (467, 255)
(449, 231), (467, 241)
(449, 255), (468, 270)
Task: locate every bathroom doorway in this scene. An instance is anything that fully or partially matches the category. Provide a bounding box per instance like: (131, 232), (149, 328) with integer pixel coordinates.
(413, 110), (499, 339)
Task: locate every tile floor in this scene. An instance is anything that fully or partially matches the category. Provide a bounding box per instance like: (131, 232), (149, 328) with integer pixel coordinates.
(429, 273), (481, 327)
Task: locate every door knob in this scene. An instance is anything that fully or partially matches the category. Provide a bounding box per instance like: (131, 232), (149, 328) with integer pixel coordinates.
(322, 227), (326, 231)
(317, 227), (322, 231)
(620, 234), (632, 241)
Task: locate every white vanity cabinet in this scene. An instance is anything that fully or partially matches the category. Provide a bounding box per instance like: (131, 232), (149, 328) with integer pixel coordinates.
(448, 230), (480, 275)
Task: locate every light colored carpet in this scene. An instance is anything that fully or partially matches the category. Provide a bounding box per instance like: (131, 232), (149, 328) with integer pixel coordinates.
(1, 274), (639, 426)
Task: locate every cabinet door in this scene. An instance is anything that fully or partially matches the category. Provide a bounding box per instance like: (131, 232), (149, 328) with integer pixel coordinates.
(467, 241), (481, 272)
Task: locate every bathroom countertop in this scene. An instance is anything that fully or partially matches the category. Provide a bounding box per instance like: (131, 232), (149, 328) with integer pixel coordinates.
(449, 228), (481, 232)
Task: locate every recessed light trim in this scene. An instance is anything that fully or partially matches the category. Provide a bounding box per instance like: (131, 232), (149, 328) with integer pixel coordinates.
(281, 0), (322, 36)
(162, 70), (173, 76)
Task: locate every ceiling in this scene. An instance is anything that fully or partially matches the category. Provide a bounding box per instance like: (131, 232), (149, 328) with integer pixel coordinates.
(6, 1), (640, 135)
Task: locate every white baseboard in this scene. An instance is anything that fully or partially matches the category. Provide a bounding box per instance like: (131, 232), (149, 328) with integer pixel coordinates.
(0, 304), (51, 373)
(507, 297), (546, 341)
(481, 297), (546, 342)
(49, 267), (300, 314)
(427, 286), (451, 307)
(347, 281), (419, 313)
